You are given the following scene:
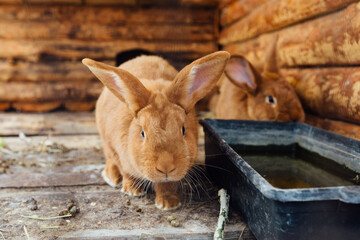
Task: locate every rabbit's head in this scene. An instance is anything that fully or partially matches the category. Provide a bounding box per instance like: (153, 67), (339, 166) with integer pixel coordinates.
(83, 52), (230, 182)
(224, 55), (305, 122)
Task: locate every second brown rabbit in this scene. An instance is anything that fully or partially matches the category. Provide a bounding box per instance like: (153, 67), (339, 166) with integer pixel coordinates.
(216, 36), (305, 122)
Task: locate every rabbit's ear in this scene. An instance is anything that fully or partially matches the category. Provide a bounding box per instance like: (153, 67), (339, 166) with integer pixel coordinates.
(263, 34), (278, 74)
(167, 51), (230, 112)
(82, 58), (150, 114)
(225, 55), (258, 95)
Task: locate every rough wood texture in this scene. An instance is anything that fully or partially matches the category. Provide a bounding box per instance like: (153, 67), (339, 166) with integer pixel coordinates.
(0, 102), (10, 111)
(27, 0), (82, 4)
(0, 21), (214, 41)
(0, 0), (21, 3)
(86, 0), (219, 6)
(0, 112), (97, 136)
(223, 33), (272, 71)
(306, 114), (360, 141)
(224, 2), (360, 68)
(12, 102), (62, 112)
(84, 0), (135, 5)
(0, 39), (217, 62)
(281, 67), (360, 124)
(0, 5), (214, 24)
(219, 0), (356, 45)
(64, 101), (96, 112)
(220, 0), (266, 27)
(278, 2), (360, 67)
(0, 81), (102, 102)
(218, 0), (236, 9)
(0, 60), (102, 82)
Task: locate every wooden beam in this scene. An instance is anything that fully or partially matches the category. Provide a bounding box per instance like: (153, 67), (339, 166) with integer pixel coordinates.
(0, 112), (97, 136)
(0, 81), (103, 102)
(278, 2), (360, 67)
(0, 5), (214, 24)
(179, 0), (219, 7)
(64, 101), (96, 112)
(280, 67), (360, 124)
(223, 33), (272, 71)
(306, 114), (360, 141)
(0, 102), (10, 111)
(27, 0), (82, 4)
(219, 0), (356, 45)
(0, 21), (215, 41)
(218, 0), (236, 9)
(0, 60), (103, 82)
(84, 0), (136, 5)
(0, 0), (22, 3)
(224, 2), (360, 68)
(220, 0), (266, 27)
(0, 39), (217, 61)
(12, 102), (62, 112)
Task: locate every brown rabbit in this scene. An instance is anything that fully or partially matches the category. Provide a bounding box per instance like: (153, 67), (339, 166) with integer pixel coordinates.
(216, 36), (305, 122)
(82, 51), (230, 210)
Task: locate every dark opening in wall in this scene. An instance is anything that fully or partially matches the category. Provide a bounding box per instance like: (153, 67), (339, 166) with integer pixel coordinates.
(116, 49), (154, 66)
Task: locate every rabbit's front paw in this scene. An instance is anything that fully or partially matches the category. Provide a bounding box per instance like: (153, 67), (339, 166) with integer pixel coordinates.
(102, 169), (121, 188)
(155, 193), (181, 210)
(120, 177), (145, 197)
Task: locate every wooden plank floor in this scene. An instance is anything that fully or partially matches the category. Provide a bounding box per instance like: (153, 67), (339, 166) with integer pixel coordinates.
(0, 112), (256, 239)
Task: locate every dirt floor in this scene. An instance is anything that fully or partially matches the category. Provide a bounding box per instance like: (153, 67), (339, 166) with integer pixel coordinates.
(0, 112), (255, 239)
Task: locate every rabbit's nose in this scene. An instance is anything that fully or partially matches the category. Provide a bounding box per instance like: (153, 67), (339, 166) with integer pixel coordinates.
(156, 151), (176, 177)
(156, 165), (176, 175)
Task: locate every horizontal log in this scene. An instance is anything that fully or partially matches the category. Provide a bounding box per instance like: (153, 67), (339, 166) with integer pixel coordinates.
(223, 33), (272, 71)
(86, 0), (219, 6)
(0, 111), (96, 136)
(0, 5), (214, 24)
(12, 102), (62, 112)
(278, 2), (360, 67)
(0, 60), (105, 82)
(27, 0), (82, 4)
(306, 114), (360, 141)
(0, 21), (214, 41)
(220, 0), (266, 26)
(0, 39), (217, 62)
(0, 102), (10, 111)
(224, 2), (360, 68)
(218, 0), (236, 9)
(280, 67), (360, 124)
(84, 0), (135, 5)
(179, 0), (219, 6)
(0, 0), (22, 3)
(220, 0), (356, 45)
(0, 81), (103, 102)
(64, 101), (96, 111)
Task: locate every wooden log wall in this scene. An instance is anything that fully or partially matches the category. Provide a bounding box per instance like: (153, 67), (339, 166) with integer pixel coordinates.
(0, 0), (218, 112)
(219, 0), (360, 139)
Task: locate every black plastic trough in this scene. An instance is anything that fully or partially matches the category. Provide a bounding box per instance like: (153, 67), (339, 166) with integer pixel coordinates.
(200, 119), (360, 240)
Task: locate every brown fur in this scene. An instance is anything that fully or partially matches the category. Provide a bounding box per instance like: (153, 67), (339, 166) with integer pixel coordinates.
(215, 35), (304, 122)
(216, 67), (305, 121)
(82, 52), (229, 210)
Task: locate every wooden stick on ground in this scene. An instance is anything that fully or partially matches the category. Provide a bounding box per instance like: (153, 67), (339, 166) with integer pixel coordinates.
(21, 214), (72, 220)
(0, 229), (5, 240)
(23, 226), (30, 240)
(214, 188), (230, 240)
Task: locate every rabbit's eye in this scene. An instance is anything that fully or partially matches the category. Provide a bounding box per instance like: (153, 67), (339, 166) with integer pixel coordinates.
(266, 96), (276, 106)
(141, 129), (145, 139)
(182, 126), (185, 136)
